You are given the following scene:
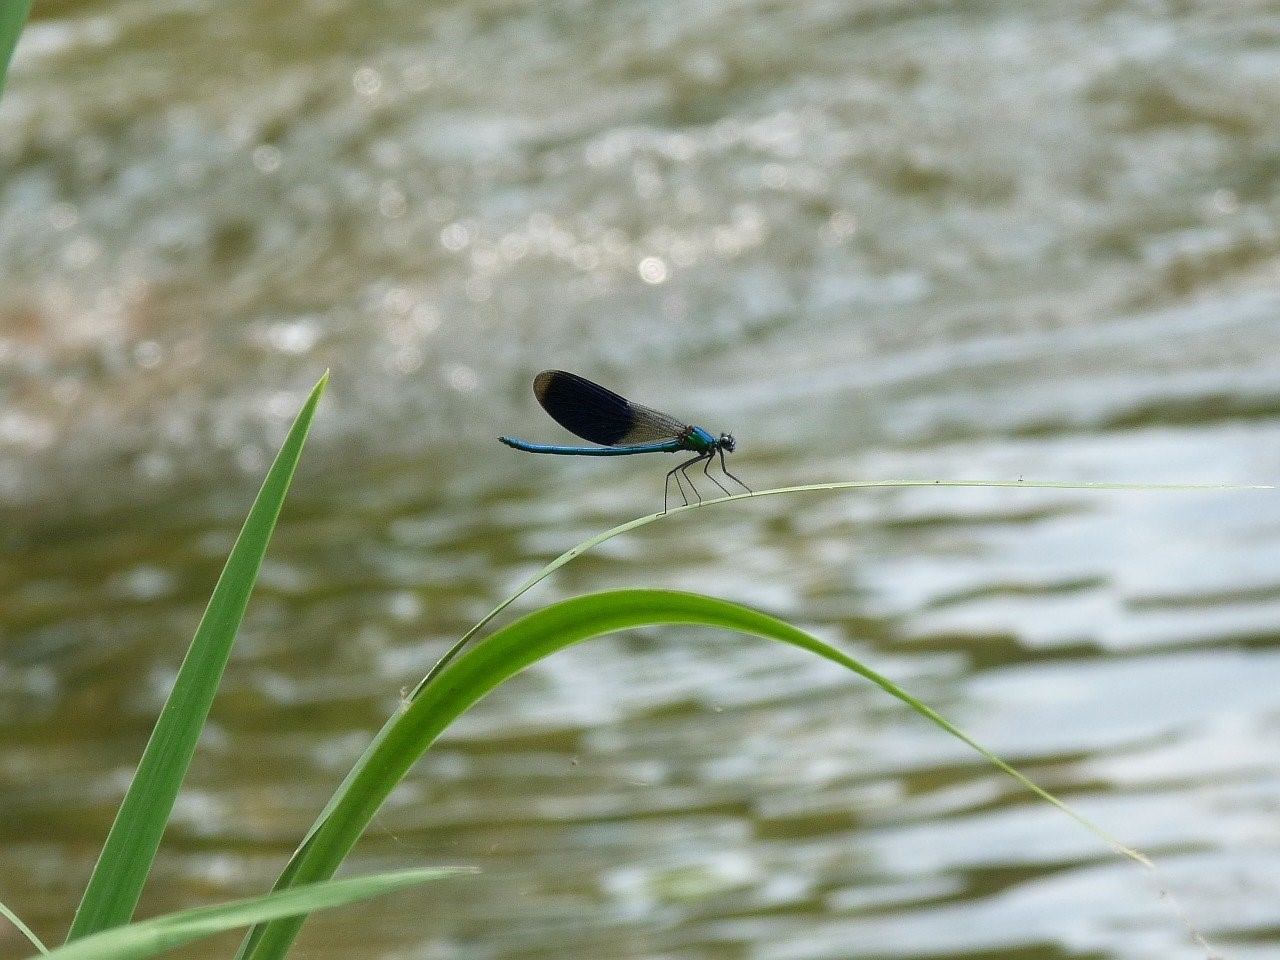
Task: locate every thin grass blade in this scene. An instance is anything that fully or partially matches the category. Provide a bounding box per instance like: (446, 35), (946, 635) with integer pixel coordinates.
(2, 898), (48, 954)
(40, 868), (467, 960)
(242, 478), (1267, 958)
(239, 588), (1146, 960)
(0, 0), (32, 98)
(411, 478), (1271, 697)
(66, 373), (329, 941)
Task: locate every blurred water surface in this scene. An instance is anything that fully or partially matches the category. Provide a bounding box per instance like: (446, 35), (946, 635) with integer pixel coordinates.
(2, 0), (1280, 957)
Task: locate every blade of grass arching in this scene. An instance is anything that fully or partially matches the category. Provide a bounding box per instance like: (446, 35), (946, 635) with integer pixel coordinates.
(2, 897), (48, 954)
(409, 478), (1271, 698)
(39, 867), (468, 960)
(0, 0), (32, 98)
(67, 373), (329, 942)
(239, 588), (1155, 960)
(241, 478), (1266, 960)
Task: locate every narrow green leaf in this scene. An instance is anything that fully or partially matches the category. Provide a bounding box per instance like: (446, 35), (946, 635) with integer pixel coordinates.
(410, 478), (1271, 698)
(0, 0), (32, 99)
(241, 478), (1270, 959)
(1, 898), (48, 954)
(240, 588), (1142, 960)
(67, 373), (329, 942)
(40, 868), (467, 960)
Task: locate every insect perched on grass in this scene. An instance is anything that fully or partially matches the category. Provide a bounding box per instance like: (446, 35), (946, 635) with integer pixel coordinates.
(499, 370), (751, 511)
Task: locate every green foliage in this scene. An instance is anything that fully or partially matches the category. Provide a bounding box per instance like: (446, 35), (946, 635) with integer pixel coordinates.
(237, 586), (1147, 960)
(34, 869), (467, 960)
(413, 477), (1261, 700)
(0, 362), (1252, 960)
(66, 374), (329, 941)
(0, 0), (32, 98)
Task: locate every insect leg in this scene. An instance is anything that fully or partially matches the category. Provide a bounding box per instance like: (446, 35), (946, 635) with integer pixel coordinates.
(665, 460), (692, 512)
(676, 454), (705, 505)
(702, 453), (731, 496)
(719, 447), (752, 493)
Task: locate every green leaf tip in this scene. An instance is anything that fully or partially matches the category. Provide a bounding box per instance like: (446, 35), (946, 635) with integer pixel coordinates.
(66, 379), (327, 942)
(0, 0), (34, 100)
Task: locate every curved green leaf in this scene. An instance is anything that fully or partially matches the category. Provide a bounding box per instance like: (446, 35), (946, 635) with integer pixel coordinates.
(40, 868), (466, 960)
(0, 0), (32, 99)
(239, 588), (1143, 960)
(260, 480), (1264, 896)
(68, 373), (329, 941)
(411, 477), (1270, 698)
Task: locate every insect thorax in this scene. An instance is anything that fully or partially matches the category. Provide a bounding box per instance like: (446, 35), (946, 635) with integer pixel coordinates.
(682, 426), (718, 452)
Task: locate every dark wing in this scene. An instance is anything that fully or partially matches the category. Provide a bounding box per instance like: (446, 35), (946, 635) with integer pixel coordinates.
(533, 370), (687, 446)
